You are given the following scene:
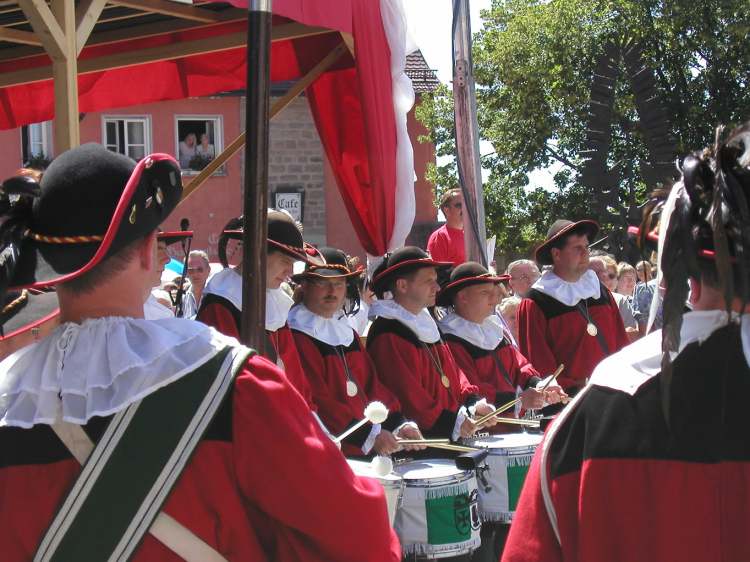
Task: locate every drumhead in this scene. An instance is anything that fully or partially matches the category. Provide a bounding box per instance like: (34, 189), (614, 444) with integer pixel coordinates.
(346, 459), (402, 486)
(395, 459), (472, 486)
(465, 432), (542, 456)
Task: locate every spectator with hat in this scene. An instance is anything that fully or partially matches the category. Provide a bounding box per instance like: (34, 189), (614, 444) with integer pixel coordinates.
(289, 247), (425, 457)
(366, 246), (498, 440)
(426, 188), (466, 266)
(0, 144), (399, 561)
(517, 219), (628, 395)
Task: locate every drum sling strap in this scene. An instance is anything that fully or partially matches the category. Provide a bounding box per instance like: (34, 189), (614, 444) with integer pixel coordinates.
(35, 344), (254, 562)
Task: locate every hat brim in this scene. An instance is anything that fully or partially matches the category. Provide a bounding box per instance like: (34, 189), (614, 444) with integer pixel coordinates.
(222, 231), (319, 265)
(371, 257), (452, 293)
(158, 230), (193, 247)
(9, 154), (181, 290)
(436, 273), (509, 307)
(291, 265), (363, 284)
(535, 220), (599, 265)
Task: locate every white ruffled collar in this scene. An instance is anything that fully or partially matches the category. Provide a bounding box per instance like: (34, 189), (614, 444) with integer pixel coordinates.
(439, 311), (505, 350)
(0, 317), (237, 428)
(531, 269), (601, 306)
(590, 310), (750, 395)
(202, 267), (292, 331)
(287, 304), (355, 347)
(368, 299), (441, 343)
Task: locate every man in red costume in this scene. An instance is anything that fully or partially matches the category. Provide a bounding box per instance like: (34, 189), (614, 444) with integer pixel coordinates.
(0, 145), (400, 561)
(366, 246), (498, 440)
(289, 246), (425, 457)
(437, 262), (566, 424)
(197, 211), (316, 408)
(427, 189), (465, 266)
(517, 219), (628, 394)
(504, 124), (750, 562)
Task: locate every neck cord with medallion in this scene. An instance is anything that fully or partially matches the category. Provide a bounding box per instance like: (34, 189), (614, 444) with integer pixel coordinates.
(420, 340), (451, 388)
(334, 345), (359, 397)
(578, 299), (598, 337)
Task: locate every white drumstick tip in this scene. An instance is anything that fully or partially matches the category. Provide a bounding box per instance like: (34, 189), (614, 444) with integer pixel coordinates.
(371, 455), (393, 477)
(364, 401), (388, 424)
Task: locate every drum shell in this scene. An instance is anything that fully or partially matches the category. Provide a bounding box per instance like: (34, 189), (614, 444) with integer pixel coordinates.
(393, 459), (481, 559)
(346, 459), (403, 526)
(463, 433), (542, 523)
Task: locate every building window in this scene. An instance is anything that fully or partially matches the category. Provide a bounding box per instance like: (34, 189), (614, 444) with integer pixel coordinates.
(102, 116), (151, 161)
(175, 116), (223, 173)
(21, 121), (53, 168)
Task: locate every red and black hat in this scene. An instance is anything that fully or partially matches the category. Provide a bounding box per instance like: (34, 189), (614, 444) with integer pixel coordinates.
(0, 288), (59, 340)
(291, 247), (363, 283)
(370, 246), (452, 296)
(436, 261), (509, 307)
(220, 210), (318, 264)
(157, 230), (193, 247)
(1, 143), (182, 290)
(534, 218), (599, 266)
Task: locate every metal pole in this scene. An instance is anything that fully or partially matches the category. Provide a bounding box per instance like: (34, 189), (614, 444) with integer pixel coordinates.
(452, 0), (488, 266)
(241, 0), (272, 352)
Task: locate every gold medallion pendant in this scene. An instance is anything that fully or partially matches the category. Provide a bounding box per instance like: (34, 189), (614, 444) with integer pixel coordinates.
(346, 380), (359, 397)
(586, 323), (598, 337)
(441, 375), (451, 388)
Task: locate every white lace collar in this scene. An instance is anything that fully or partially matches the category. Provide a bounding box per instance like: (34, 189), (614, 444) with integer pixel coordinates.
(531, 269), (601, 306)
(202, 267), (292, 332)
(287, 304), (355, 347)
(438, 311), (505, 350)
(590, 310), (749, 395)
(368, 299), (441, 343)
(0, 317), (237, 428)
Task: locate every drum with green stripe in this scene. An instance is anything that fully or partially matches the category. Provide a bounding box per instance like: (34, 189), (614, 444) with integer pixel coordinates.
(463, 432), (542, 523)
(393, 459), (481, 559)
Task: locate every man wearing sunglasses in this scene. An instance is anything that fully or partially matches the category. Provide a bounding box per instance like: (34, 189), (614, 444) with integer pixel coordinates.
(427, 188), (466, 266)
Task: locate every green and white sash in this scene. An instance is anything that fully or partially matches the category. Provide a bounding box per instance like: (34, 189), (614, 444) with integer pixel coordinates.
(35, 344), (253, 562)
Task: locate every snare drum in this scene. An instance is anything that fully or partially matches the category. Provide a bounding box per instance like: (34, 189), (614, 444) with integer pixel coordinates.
(393, 459), (481, 559)
(347, 459), (403, 526)
(463, 433), (542, 523)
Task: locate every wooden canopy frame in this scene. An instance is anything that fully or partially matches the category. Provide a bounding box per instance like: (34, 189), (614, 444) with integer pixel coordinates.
(0, 1), (343, 154)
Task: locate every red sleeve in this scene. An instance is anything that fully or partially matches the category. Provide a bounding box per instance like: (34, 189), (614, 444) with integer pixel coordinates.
(446, 340), (495, 402)
(426, 229), (448, 261)
(291, 331), (352, 435)
(233, 355), (401, 562)
(274, 326), (316, 410)
(508, 345), (541, 388)
(501, 443), (563, 562)
(197, 302), (239, 339)
(356, 338), (402, 413)
(368, 333), (455, 431)
(518, 298), (557, 376)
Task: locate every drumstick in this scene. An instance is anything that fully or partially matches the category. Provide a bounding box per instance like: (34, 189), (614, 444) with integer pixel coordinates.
(492, 418), (540, 428)
(334, 401), (389, 443)
(422, 442), (480, 453)
(474, 364), (565, 426)
(396, 438), (451, 445)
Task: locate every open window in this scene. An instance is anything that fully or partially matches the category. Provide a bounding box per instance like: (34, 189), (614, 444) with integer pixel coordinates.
(175, 116), (224, 174)
(21, 121), (53, 168)
(102, 116), (151, 161)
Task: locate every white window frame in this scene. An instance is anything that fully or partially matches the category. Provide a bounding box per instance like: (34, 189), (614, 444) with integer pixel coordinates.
(20, 121), (53, 164)
(174, 114), (224, 175)
(101, 115), (152, 161)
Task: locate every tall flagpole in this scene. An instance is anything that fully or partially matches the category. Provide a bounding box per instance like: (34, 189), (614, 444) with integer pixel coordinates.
(452, 0), (488, 266)
(241, 0), (272, 352)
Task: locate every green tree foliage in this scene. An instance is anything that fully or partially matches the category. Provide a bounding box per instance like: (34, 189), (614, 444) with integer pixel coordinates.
(416, 0), (750, 260)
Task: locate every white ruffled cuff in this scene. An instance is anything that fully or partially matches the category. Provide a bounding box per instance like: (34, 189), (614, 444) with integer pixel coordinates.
(452, 406), (468, 442)
(362, 423), (382, 455)
(468, 398), (492, 417)
(393, 420), (419, 438)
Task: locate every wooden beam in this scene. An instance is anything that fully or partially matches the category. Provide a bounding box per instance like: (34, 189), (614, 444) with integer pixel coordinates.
(50, 0), (79, 151)
(0, 26), (42, 46)
(179, 42), (348, 204)
(108, 0), (223, 23)
(18, 0), (66, 59)
(0, 23), (335, 88)
(75, 0), (106, 55)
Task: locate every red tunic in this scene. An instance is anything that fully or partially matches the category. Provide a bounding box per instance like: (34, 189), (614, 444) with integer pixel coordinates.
(443, 333), (541, 406)
(0, 354), (401, 562)
(517, 285), (628, 390)
(291, 327), (404, 457)
(198, 293), (315, 409)
(426, 224), (465, 266)
(366, 317), (479, 437)
(503, 322), (750, 562)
